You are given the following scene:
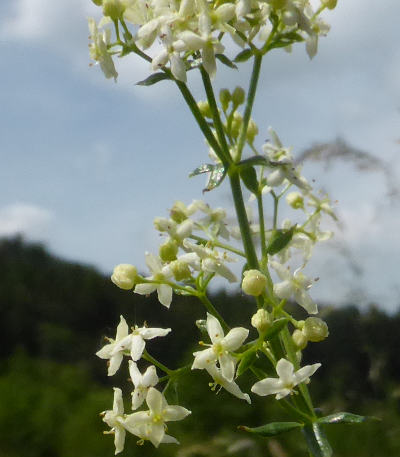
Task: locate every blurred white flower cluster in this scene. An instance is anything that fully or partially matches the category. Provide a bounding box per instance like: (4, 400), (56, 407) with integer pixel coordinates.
(89, 0), (332, 82)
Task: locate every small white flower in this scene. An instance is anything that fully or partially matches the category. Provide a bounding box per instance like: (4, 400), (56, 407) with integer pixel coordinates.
(270, 261), (318, 314)
(101, 387), (127, 455)
(129, 361), (159, 410)
(192, 313), (248, 382)
(96, 316), (130, 376)
(134, 253), (174, 307)
(206, 363), (251, 403)
(96, 317), (171, 374)
(88, 18), (118, 81)
(123, 387), (191, 447)
(251, 358), (321, 399)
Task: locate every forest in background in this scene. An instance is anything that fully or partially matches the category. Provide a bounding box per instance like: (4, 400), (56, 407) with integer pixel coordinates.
(0, 236), (399, 457)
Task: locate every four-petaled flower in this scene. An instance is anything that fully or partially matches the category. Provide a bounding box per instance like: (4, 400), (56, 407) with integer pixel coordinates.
(124, 387), (191, 447)
(101, 387), (127, 455)
(129, 361), (159, 410)
(205, 363), (251, 404)
(192, 312), (248, 382)
(251, 358), (321, 400)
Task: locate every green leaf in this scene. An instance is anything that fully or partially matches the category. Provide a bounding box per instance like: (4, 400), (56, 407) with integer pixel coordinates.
(239, 421), (303, 437)
(264, 318), (289, 341)
(189, 164), (227, 192)
(302, 424), (332, 457)
(215, 54), (238, 70)
(266, 226), (296, 255)
(237, 350), (257, 376)
(240, 166), (259, 194)
(238, 156), (280, 168)
(234, 49), (253, 63)
(317, 412), (379, 425)
(136, 72), (171, 86)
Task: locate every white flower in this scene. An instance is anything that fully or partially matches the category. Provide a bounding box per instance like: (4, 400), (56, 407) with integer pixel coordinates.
(96, 317), (171, 374)
(88, 18), (118, 81)
(129, 361), (159, 410)
(192, 313), (248, 382)
(205, 363), (251, 403)
(134, 253), (174, 308)
(124, 387), (191, 447)
(251, 358), (321, 399)
(183, 240), (237, 283)
(270, 261), (318, 314)
(96, 316), (130, 376)
(101, 387), (127, 455)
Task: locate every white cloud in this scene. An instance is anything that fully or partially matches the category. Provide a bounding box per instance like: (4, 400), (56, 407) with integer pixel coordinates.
(0, 203), (52, 238)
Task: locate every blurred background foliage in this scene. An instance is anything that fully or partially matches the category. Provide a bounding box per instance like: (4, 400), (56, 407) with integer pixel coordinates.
(0, 236), (399, 457)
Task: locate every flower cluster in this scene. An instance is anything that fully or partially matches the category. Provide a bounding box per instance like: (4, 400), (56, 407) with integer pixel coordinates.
(97, 316), (191, 453)
(89, 0), (333, 82)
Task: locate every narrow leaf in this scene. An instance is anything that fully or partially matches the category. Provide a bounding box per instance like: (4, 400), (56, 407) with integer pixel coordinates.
(240, 166), (259, 194)
(204, 164), (227, 192)
(264, 318), (289, 340)
(266, 226), (296, 255)
(237, 350), (257, 376)
(234, 49), (253, 63)
(317, 412), (379, 425)
(189, 163), (215, 177)
(302, 424), (332, 457)
(216, 54), (238, 70)
(136, 72), (171, 86)
(238, 156), (280, 168)
(239, 421), (303, 437)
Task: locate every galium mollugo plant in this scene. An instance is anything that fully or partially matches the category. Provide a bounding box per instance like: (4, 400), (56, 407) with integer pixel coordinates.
(89, 0), (371, 455)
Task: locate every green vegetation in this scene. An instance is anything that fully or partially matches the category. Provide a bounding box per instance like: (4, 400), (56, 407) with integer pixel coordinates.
(0, 236), (399, 456)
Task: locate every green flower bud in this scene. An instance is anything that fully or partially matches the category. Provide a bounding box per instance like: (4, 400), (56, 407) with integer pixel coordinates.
(268, 0), (286, 9)
(322, 0), (337, 9)
(111, 264), (138, 290)
(232, 86), (245, 106)
(251, 309), (272, 333)
(286, 191), (304, 209)
(197, 101), (212, 119)
(92, 0), (103, 5)
(170, 201), (188, 223)
(159, 239), (178, 262)
(103, 0), (125, 20)
(292, 329), (308, 350)
(242, 269), (267, 296)
(303, 317), (329, 342)
(246, 119), (259, 144)
(219, 88), (231, 111)
(231, 111), (243, 138)
(170, 260), (191, 281)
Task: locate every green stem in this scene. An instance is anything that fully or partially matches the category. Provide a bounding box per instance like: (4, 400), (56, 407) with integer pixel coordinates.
(142, 350), (173, 375)
(200, 66), (231, 164)
(229, 172), (259, 269)
(175, 80), (230, 168)
(236, 53), (262, 162)
(189, 234), (246, 258)
(256, 193), (267, 260)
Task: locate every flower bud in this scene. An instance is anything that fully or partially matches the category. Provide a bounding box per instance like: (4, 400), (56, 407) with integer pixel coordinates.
(231, 111), (243, 138)
(92, 0), (103, 5)
(322, 0), (337, 9)
(103, 0), (125, 20)
(268, 0), (286, 9)
(219, 89), (231, 111)
(197, 101), (212, 119)
(111, 264), (138, 290)
(170, 201), (188, 223)
(170, 260), (191, 281)
(251, 309), (272, 333)
(246, 119), (259, 144)
(232, 86), (245, 106)
(159, 239), (178, 262)
(154, 217), (176, 232)
(286, 192), (304, 209)
(302, 317), (329, 342)
(242, 269), (267, 296)
(292, 329), (308, 349)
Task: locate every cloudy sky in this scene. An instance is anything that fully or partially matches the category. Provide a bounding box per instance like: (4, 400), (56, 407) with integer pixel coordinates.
(1, 0), (399, 311)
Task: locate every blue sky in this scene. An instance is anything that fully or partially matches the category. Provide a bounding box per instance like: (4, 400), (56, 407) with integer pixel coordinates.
(1, 0), (400, 311)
